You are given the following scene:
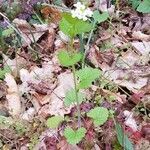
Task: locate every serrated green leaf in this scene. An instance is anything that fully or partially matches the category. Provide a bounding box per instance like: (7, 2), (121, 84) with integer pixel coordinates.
(87, 107), (109, 126)
(2, 28), (14, 37)
(129, 0), (141, 9)
(115, 123), (134, 150)
(93, 10), (109, 23)
(76, 67), (101, 89)
(137, 0), (150, 13)
(60, 13), (92, 37)
(58, 50), (82, 67)
(64, 89), (85, 106)
(0, 66), (11, 79)
(64, 127), (86, 145)
(46, 116), (64, 129)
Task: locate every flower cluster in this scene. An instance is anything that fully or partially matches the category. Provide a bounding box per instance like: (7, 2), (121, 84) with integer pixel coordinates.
(71, 2), (93, 21)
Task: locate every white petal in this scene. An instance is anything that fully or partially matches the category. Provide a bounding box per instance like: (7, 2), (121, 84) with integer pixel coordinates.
(85, 8), (93, 17)
(74, 2), (82, 8)
(83, 16), (87, 21)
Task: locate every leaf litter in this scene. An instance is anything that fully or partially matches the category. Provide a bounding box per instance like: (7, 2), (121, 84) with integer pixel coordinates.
(0, 0), (150, 149)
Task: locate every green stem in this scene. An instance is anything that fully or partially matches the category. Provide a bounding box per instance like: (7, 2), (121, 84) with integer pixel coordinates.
(33, 10), (44, 24)
(70, 38), (81, 128)
(82, 20), (96, 68)
(79, 34), (84, 53)
(72, 65), (81, 128)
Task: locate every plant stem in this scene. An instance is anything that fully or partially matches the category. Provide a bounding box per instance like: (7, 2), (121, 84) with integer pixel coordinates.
(79, 34), (84, 53)
(72, 65), (81, 128)
(82, 20), (96, 68)
(70, 38), (81, 128)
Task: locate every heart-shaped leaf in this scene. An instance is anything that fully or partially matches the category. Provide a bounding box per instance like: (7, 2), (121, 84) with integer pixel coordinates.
(60, 13), (92, 37)
(64, 127), (86, 145)
(76, 67), (101, 89)
(64, 89), (85, 106)
(93, 10), (109, 23)
(137, 0), (150, 13)
(87, 107), (109, 126)
(58, 50), (82, 67)
(46, 116), (64, 129)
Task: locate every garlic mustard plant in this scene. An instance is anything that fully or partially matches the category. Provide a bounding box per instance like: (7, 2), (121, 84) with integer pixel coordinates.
(71, 2), (93, 21)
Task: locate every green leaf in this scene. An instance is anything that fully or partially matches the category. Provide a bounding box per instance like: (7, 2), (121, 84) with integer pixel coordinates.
(115, 123), (134, 150)
(129, 0), (141, 9)
(93, 10), (109, 23)
(53, 0), (62, 5)
(58, 50), (82, 67)
(64, 127), (86, 145)
(64, 89), (85, 106)
(87, 107), (109, 126)
(0, 66), (11, 79)
(137, 0), (150, 13)
(60, 13), (92, 37)
(2, 28), (14, 37)
(46, 116), (64, 129)
(76, 67), (101, 89)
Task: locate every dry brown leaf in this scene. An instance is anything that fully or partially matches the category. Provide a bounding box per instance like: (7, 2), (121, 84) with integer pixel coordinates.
(129, 14), (150, 32)
(116, 50), (140, 68)
(33, 93), (51, 105)
(132, 41), (150, 64)
(88, 45), (114, 68)
(34, 129), (58, 150)
(95, 0), (114, 14)
(48, 72), (74, 116)
(54, 38), (66, 50)
(19, 60), (54, 91)
(13, 18), (49, 46)
(57, 139), (82, 150)
(21, 107), (36, 121)
(38, 26), (56, 53)
(4, 73), (21, 116)
(103, 66), (149, 92)
(3, 54), (27, 77)
(41, 6), (62, 23)
(132, 31), (150, 41)
(135, 139), (150, 150)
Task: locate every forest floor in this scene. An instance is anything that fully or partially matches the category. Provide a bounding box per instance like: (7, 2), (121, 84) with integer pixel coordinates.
(0, 0), (150, 150)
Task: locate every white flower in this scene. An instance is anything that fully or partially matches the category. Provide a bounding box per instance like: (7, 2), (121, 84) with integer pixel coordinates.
(71, 2), (93, 21)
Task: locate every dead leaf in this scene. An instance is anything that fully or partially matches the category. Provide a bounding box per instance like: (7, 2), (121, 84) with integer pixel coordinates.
(4, 73), (21, 116)
(116, 50), (140, 68)
(33, 93), (51, 105)
(34, 129), (58, 150)
(57, 139), (82, 150)
(3, 54), (27, 77)
(135, 139), (150, 150)
(19, 60), (54, 94)
(103, 66), (149, 93)
(54, 38), (66, 51)
(13, 18), (49, 46)
(41, 6), (62, 23)
(38, 26), (56, 53)
(88, 45), (114, 68)
(132, 31), (150, 41)
(48, 72), (74, 116)
(123, 110), (138, 132)
(141, 124), (150, 141)
(129, 14), (150, 32)
(132, 41), (150, 64)
(21, 107), (36, 121)
(95, 0), (114, 14)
